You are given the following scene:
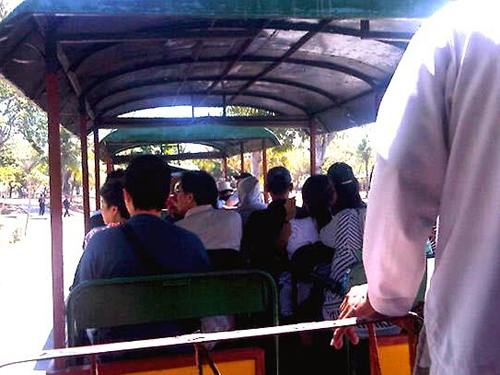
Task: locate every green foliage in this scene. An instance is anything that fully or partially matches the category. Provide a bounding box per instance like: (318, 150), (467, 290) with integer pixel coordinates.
(356, 135), (373, 180)
(0, 137), (48, 197)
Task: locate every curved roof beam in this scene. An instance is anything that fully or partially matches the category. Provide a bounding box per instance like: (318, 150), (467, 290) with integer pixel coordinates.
(81, 55), (378, 101)
(227, 18), (332, 105)
(90, 75), (340, 108)
(97, 90), (309, 117)
(69, 19), (409, 73)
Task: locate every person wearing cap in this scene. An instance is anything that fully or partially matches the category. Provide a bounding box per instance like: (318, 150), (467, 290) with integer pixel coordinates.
(236, 176), (267, 226)
(327, 162), (366, 215)
(241, 166), (296, 281)
(216, 180), (234, 208)
(176, 171), (242, 251)
(320, 162), (367, 322)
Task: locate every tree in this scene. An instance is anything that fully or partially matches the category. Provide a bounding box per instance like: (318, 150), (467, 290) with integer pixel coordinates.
(0, 82), (29, 153)
(60, 128), (81, 196)
(356, 135), (373, 182)
(16, 101), (47, 155)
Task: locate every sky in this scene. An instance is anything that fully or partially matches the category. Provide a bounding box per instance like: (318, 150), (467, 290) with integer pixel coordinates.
(7, 0), (22, 11)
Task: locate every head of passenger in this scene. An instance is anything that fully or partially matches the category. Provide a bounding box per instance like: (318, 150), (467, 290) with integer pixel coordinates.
(238, 176), (261, 206)
(217, 181), (234, 202)
(327, 162), (364, 215)
(234, 172), (253, 187)
(123, 155), (171, 216)
(105, 169), (125, 184)
(265, 166), (293, 201)
(100, 179), (130, 225)
(302, 175), (333, 230)
(176, 171), (218, 216)
(165, 193), (180, 217)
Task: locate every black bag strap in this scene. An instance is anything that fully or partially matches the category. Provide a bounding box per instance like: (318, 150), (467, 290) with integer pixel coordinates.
(120, 222), (164, 274)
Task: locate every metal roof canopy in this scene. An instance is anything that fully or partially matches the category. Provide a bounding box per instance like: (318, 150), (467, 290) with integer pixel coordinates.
(101, 124), (280, 164)
(0, 0), (450, 136)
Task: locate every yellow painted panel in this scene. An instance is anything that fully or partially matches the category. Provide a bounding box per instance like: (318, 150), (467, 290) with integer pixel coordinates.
(117, 359), (256, 375)
(379, 343), (411, 375)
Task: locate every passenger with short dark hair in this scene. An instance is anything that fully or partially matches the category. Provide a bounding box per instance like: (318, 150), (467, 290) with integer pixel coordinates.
(241, 166), (297, 280)
(72, 155), (209, 347)
(88, 169), (126, 233)
(83, 178), (130, 249)
(175, 171), (242, 251)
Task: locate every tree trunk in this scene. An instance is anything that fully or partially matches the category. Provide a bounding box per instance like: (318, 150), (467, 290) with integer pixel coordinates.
(251, 151), (261, 179)
(315, 133), (337, 173)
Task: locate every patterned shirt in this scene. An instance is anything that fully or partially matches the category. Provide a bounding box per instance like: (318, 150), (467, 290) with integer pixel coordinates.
(320, 208), (366, 320)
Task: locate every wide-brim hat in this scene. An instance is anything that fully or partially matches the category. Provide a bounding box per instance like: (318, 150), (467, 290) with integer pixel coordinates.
(217, 181), (234, 193)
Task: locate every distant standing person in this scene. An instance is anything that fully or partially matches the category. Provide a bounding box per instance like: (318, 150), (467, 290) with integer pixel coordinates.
(63, 198), (70, 217)
(38, 195), (45, 216)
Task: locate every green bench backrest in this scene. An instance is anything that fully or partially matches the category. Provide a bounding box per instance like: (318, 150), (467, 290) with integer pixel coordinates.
(66, 270), (278, 347)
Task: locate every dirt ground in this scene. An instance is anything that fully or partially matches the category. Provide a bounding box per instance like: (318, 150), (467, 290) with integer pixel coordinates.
(0, 201), (85, 374)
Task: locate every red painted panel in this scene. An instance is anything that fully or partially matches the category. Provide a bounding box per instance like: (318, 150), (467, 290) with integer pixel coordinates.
(80, 114), (90, 233)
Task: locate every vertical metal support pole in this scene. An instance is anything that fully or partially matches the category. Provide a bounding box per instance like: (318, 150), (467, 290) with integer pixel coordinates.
(310, 118), (317, 176)
(375, 88), (384, 116)
(79, 114), (90, 234)
(223, 157), (228, 180)
(240, 143), (245, 173)
(222, 94), (227, 117)
(262, 140), (269, 203)
(195, 344), (204, 375)
(93, 128), (101, 210)
(105, 154), (114, 174)
(90, 355), (98, 375)
(46, 32), (65, 361)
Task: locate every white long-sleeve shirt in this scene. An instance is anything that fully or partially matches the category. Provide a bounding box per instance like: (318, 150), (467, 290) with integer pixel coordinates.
(176, 205), (242, 251)
(365, 2), (500, 374)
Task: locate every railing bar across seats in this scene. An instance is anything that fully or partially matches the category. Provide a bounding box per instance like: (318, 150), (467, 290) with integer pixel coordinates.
(0, 313), (420, 370)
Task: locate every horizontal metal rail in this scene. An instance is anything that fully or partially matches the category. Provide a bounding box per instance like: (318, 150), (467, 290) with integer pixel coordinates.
(0, 314), (418, 370)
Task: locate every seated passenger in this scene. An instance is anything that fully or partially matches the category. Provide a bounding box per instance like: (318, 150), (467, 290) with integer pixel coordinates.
(241, 166), (295, 280)
(176, 171), (242, 251)
(225, 172), (253, 207)
(281, 175), (334, 318)
(163, 193), (182, 223)
(87, 170), (126, 233)
(320, 162), (367, 320)
(236, 176), (267, 226)
(287, 175), (333, 260)
(72, 155), (209, 346)
(216, 180), (234, 208)
(83, 178), (130, 250)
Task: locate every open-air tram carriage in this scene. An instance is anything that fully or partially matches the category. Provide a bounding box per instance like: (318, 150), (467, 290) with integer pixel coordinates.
(0, 0), (448, 373)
